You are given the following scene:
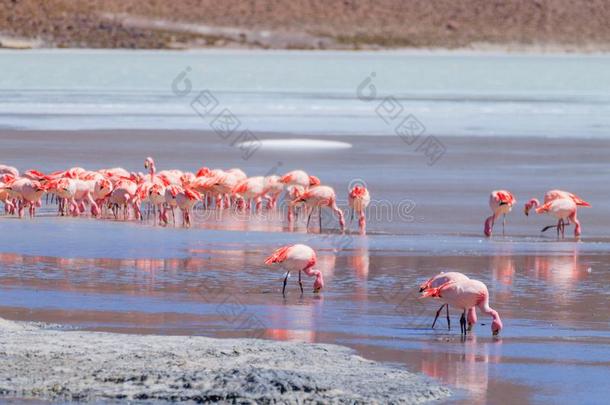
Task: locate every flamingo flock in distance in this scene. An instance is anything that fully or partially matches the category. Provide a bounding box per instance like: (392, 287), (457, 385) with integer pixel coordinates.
(0, 159), (369, 234)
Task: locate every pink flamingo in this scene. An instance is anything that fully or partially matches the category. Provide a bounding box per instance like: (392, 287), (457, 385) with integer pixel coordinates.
(232, 176), (266, 212)
(484, 190), (516, 237)
(263, 175), (285, 209)
(280, 170), (320, 188)
(420, 272), (477, 331)
(265, 244), (323, 296)
(291, 185), (345, 233)
(5, 177), (47, 218)
(348, 185), (371, 234)
(175, 187), (201, 227)
(524, 189), (590, 233)
(524, 197), (581, 238)
(421, 278), (503, 336)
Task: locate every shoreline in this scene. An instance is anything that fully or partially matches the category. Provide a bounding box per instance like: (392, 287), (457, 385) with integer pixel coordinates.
(2, 44), (610, 56)
(0, 318), (450, 403)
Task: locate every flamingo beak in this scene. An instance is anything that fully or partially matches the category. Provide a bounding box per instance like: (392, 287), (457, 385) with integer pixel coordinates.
(144, 161), (149, 169)
(524, 206), (530, 216)
(492, 330), (500, 336)
(313, 287), (321, 293)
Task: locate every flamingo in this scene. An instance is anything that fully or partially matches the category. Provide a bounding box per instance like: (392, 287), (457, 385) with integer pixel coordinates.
(420, 272), (477, 330)
(484, 190), (516, 237)
(421, 278), (503, 336)
(524, 197), (581, 238)
(264, 244), (323, 296)
(348, 185), (370, 234)
(524, 189), (590, 232)
(232, 176), (266, 212)
(5, 177), (46, 218)
(175, 187), (201, 227)
(0, 164), (19, 178)
(290, 185), (345, 233)
(263, 175), (284, 209)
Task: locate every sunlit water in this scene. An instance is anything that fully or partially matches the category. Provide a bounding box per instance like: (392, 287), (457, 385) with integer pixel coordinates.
(1, 50), (610, 404)
(1, 50), (610, 137)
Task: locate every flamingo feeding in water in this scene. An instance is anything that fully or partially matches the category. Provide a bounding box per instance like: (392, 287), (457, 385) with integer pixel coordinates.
(420, 271), (477, 331)
(484, 190), (516, 237)
(524, 197), (582, 238)
(264, 244), (323, 296)
(290, 185), (345, 233)
(421, 278), (503, 336)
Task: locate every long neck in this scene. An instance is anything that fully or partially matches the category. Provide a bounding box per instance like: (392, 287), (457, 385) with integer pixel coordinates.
(149, 163), (156, 179)
(478, 293), (502, 324)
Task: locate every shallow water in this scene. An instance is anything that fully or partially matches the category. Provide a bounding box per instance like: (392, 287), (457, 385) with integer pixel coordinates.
(1, 50), (610, 137)
(1, 132), (610, 404)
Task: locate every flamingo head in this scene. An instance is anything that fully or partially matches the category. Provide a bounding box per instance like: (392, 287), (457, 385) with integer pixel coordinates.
(524, 198), (540, 216)
(144, 157), (154, 170)
(349, 185), (367, 199)
(491, 316), (503, 336)
(313, 271), (324, 293)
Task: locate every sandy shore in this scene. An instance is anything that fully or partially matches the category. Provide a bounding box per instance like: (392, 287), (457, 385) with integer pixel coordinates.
(0, 318), (450, 403)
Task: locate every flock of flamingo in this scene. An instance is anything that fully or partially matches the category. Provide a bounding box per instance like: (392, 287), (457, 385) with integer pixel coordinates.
(0, 157), (369, 233)
(0, 159), (593, 337)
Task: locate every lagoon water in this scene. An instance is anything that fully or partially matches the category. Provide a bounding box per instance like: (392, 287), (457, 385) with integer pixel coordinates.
(1, 50), (610, 404)
(1, 50), (610, 137)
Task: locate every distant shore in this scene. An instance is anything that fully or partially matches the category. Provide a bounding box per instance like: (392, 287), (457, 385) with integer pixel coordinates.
(0, 318), (450, 403)
(2, 0), (610, 51)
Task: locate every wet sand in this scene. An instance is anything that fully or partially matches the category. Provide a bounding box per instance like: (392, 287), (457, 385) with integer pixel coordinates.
(1, 130), (610, 403)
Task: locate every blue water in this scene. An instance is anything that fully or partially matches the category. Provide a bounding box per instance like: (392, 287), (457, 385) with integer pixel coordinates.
(1, 49), (609, 137)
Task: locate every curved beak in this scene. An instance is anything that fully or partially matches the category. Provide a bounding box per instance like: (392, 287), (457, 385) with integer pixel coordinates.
(144, 161), (149, 169)
(313, 287), (321, 293)
(492, 330), (500, 336)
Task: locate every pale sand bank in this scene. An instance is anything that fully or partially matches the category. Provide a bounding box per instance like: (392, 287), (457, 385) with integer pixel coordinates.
(0, 318), (450, 403)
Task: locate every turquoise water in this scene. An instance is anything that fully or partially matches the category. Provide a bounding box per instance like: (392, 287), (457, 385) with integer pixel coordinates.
(0, 49), (609, 137)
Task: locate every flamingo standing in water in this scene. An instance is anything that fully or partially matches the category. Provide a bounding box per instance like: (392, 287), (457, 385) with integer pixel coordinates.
(484, 190), (516, 237)
(291, 185), (345, 233)
(175, 187), (201, 227)
(421, 278), (503, 336)
(420, 271), (477, 331)
(524, 189), (590, 234)
(348, 185), (371, 234)
(524, 197), (582, 238)
(265, 244), (324, 296)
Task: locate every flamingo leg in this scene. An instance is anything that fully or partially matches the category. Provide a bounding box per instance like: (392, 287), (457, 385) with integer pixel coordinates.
(431, 304), (446, 329)
(460, 310), (466, 335)
(319, 207), (322, 233)
(446, 304), (451, 330)
(502, 214), (506, 236)
(306, 207), (313, 230)
(282, 271), (290, 296)
(298, 270), (304, 295)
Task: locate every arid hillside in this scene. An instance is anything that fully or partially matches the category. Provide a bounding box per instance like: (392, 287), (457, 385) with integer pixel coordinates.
(1, 0), (610, 50)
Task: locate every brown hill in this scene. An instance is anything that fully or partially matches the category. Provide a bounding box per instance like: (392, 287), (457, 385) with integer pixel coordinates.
(1, 0), (610, 50)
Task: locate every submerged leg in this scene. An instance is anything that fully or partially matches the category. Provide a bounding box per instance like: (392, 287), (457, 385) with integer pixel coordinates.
(298, 270), (304, 295)
(460, 310), (466, 335)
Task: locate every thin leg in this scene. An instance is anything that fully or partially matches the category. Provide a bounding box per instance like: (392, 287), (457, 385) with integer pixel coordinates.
(282, 271), (290, 296)
(502, 214), (506, 236)
(306, 207), (313, 230)
(298, 270), (304, 295)
(319, 207), (323, 233)
(446, 304), (451, 330)
(460, 310), (466, 335)
(431, 304), (446, 329)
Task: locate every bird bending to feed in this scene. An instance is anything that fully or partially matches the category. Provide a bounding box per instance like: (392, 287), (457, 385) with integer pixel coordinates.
(421, 278), (503, 336)
(524, 189), (589, 237)
(420, 271), (477, 331)
(524, 197), (582, 238)
(291, 185), (345, 233)
(348, 185), (371, 235)
(264, 244), (323, 296)
(484, 190), (516, 237)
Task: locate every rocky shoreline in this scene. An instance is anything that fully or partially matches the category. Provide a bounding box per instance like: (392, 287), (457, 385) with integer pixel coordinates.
(0, 318), (450, 403)
(1, 0), (610, 50)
